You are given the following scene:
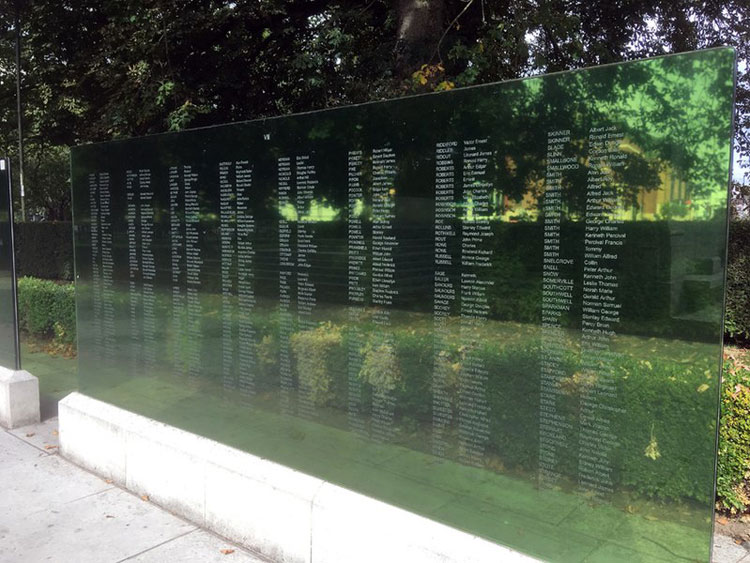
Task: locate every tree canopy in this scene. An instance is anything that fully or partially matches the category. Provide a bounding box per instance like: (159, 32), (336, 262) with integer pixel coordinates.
(0, 0), (747, 218)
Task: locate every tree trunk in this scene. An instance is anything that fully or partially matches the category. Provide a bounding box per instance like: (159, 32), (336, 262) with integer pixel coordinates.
(395, 0), (446, 78)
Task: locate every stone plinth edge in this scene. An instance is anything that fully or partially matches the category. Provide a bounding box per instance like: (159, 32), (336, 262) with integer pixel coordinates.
(0, 367), (40, 429)
(58, 392), (540, 563)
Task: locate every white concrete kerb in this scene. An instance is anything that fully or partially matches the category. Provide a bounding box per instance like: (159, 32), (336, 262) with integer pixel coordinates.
(0, 366), (40, 429)
(58, 392), (540, 563)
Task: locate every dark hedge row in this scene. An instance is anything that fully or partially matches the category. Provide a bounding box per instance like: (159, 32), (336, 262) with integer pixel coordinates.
(200, 312), (719, 505)
(16, 276), (76, 348)
(12, 220), (749, 341)
(14, 222), (74, 281)
(16, 271), (747, 509)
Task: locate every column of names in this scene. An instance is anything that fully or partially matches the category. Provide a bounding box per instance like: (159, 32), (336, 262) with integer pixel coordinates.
(458, 138), (492, 467)
(236, 161), (257, 399)
(169, 166), (203, 377)
(538, 130), (575, 486)
(578, 126), (627, 497)
(169, 167), (186, 373)
(371, 146), (398, 443)
(88, 174), (103, 357)
(98, 173), (115, 363)
(139, 170), (156, 372)
(126, 171), (142, 375)
(184, 166), (202, 378)
(278, 157), (295, 414)
(347, 149), (368, 435)
(432, 141), (458, 458)
(219, 162), (238, 390)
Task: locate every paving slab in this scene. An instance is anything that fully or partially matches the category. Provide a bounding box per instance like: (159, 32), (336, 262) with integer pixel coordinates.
(121, 529), (269, 562)
(713, 533), (750, 563)
(9, 416), (61, 452)
(0, 429), (47, 467)
(0, 486), (197, 562)
(4, 416), (746, 563)
(0, 451), (114, 518)
(0, 419), (264, 563)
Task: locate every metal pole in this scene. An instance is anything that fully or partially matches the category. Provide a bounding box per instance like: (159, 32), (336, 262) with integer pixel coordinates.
(14, 1), (26, 222)
(3, 159), (22, 370)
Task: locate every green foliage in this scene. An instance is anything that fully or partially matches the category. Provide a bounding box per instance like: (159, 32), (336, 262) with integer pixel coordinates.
(727, 220), (750, 341)
(0, 2), (746, 222)
(393, 329), (438, 424)
(657, 200), (691, 219)
(615, 356), (717, 502)
(286, 317), (730, 505)
(15, 222), (74, 280)
(717, 353), (750, 513)
(10, 145), (72, 221)
(359, 337), (401, 397)
(16, 276), (76, 348)
(483, 343), (548, 470)
(1, 1), (746, 151)
(290, 322), (344, 407)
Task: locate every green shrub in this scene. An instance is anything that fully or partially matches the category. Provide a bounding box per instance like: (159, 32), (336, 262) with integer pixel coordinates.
(14, 222), (74, 281)
(717, 353), (750, 513)
(16, 276), (76, 349)
(392, 328), (434, 426)
(281, 316), (734, 505)
(727, 220), (750, 340)
(291, 322), (344, 406)
(359, 337), (400, 396)
(615, 355), (717, 503)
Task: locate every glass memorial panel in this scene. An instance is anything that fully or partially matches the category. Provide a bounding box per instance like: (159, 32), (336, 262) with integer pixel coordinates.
(0, 158), (19, 370)
(71, 48), (736, 562)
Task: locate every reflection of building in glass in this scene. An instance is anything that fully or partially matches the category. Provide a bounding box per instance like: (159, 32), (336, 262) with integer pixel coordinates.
(497, 137), (723, 223)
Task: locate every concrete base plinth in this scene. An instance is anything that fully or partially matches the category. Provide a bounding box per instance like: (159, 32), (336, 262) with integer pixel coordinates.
(0, 367), (40, 429)
(59, 392), (539, 563)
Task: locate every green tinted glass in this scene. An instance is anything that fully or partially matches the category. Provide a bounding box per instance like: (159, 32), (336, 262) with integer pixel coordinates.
(72, 48), (736, 562)
(0, 158), (19, 370)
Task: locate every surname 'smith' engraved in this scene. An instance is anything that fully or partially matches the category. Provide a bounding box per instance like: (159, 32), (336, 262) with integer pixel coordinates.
(539, 130), (575, 487)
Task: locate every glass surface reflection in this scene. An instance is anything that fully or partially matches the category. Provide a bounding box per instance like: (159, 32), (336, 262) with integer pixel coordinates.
(0, 158), (19, 370)
(72, 48), (736, 562)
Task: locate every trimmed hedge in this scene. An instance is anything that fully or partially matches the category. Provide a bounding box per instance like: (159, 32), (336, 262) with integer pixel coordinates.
(15, 222), (74, 281)
(718, 352), (750, 513)
(16, 277), (76, 348)
(8, 219), (749, 338)
(727, 220), (750, 341)
(11, 270), (750, 509)
(226, 312), (718, 504)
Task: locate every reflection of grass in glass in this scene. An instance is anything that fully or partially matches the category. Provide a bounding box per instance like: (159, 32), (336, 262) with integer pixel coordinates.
(78, 287), (720, 561)
(83, 360), (711, 562)
(20, 337), (77, 402)
(74, 294), (721, 563)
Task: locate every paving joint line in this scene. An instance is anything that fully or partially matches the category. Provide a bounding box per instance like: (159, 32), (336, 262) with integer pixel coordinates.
(4, 428), (54, 456)
(62, 486), (117, 505)
(114, 528), (198, 562)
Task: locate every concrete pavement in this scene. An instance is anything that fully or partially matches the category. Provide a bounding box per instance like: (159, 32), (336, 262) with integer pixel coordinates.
(2, 416), (748, 563)
(714, 534), (750, 563)
(0, 418), (268, 563)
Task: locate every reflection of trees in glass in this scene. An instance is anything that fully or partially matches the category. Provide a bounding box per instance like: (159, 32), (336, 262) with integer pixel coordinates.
(494, 49), (734, 221)
(258, 48), (734, 225)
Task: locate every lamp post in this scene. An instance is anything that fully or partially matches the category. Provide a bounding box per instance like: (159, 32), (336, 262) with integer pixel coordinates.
(14, 0), (26, 222)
